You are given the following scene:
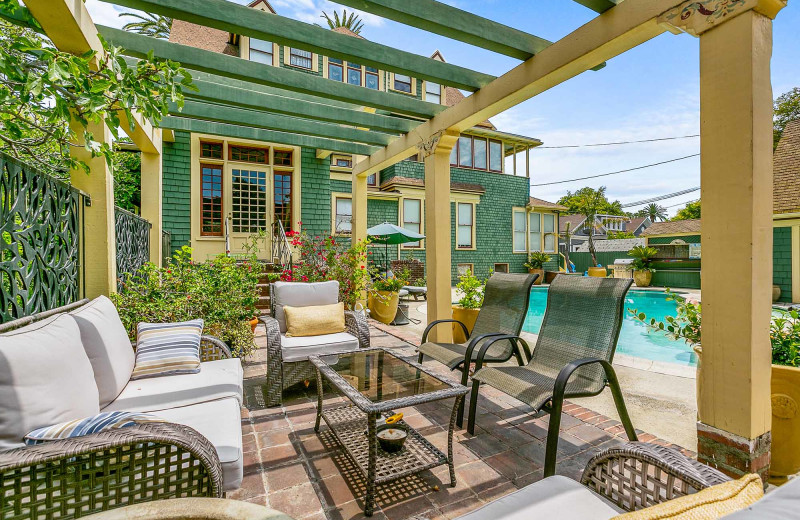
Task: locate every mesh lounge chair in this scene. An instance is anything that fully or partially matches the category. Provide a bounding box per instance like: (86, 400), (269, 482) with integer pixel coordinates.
(417, 272), (538, 424)
(467, 275), (637, 477)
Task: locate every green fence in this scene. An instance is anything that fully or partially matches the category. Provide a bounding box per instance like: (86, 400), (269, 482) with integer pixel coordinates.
(567, 251), (701, 289)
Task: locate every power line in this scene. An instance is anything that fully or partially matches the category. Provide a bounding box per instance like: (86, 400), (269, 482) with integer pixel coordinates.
(664, 198), (699, 209)
(621, 187), (700, 208)
(530, 153), (700, 187)
(536, 134), (699, 149)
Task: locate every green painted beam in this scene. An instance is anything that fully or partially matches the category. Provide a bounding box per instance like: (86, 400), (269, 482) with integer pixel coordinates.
(333, 0), (551, 61)
(173, 99), (396, 146)
(161, 117), (379, 156)
(570, 0), (620, 13)
(98, 0), (495, 91)
(99, 26), (443, 119)
(186, 79), (417, 134)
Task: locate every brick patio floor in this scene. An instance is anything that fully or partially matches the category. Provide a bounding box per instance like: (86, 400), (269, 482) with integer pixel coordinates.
(232, 323), (692, 520)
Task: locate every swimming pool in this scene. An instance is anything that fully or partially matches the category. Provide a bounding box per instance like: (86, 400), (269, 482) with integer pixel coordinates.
(522, 287), (698, 367)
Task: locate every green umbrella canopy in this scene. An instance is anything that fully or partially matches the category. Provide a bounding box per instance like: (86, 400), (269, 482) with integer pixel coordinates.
(366, 222), (425, 245)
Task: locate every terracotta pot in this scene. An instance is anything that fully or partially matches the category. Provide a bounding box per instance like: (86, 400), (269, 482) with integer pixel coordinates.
(249, 318), (259, 333)
(368, 290), (399, 325)
(770, 364), (800, 483)
(773, 285), (782, 303)
(588, 266), (607, 278)
(633, 270), (653, 287)
(528, 268), (544, 285)
(451, 305), (480, 344)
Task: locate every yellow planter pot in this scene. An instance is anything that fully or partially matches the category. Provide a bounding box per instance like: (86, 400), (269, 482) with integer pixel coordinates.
(588, 266), (607, 278)
(368, 291), (399, 325)
(633, 270), (653, 287)
(528, 268), (544, 285)
(452, 306), (480, 344)
(771, 364), (800, 483)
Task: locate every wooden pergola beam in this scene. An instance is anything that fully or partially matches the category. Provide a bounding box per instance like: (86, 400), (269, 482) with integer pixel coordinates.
(161, 118), (379, 156)
(98, 0), (495, 91)
(571, 0), (620, 14)
(354, 0), (678, 177)
(173, 100), (396, 146)
(99, 26), (444, 119)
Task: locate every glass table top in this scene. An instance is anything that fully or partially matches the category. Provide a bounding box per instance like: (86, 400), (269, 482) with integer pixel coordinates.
(320, 350), (452, 404)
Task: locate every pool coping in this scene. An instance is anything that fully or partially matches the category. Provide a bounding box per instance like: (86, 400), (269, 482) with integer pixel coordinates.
(613, 353), (697, 379)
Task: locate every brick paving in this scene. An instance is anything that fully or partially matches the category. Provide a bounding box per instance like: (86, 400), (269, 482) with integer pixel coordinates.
(233, 323), (692, 520)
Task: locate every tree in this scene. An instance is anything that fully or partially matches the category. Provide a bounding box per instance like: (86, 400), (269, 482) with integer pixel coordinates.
(565, 186), (611, 267)
(120, 12), (172, 39)
(774, 87), (800, 149)
(320, 10), (365, 35)
(112, 146), (141, 212)
(673, 200), (701, 221)
(638, 202), (667, 222)
(0, 14), (194, 176)
(557, 186), (625, 216)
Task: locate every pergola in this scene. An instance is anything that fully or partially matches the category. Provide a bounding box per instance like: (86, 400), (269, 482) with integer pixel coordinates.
(19, 0), (787, 480)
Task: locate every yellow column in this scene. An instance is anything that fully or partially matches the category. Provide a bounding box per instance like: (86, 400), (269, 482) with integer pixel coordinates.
(696, 7), (781, 479)
(424, 131), (459, 342)
(352, 170), (368, 245)
(140, 135), (163, 266)
(69, 120), (117, 297)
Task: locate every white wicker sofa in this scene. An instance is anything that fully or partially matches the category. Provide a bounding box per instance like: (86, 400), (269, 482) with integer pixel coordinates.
(0, 296), (244, 518)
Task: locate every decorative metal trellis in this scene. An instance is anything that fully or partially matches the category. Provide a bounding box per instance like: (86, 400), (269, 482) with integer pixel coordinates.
(115, 207), (151, 288)
(0, 153), (84, 323)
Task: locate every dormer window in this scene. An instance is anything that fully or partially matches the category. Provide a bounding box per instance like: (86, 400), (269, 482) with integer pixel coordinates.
(289, 48), (313, 69)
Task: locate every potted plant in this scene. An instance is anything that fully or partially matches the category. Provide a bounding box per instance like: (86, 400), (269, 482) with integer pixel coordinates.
(524, 252), (550, 285)
(628, 245), (658, 287)
(452, 269), (485, 343)
(631, 295), (800, 484)
(571, 187), (611, 277)
(368, 274), (406, 325)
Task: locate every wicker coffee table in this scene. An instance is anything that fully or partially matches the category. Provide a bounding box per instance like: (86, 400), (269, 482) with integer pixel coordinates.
(309, 348), (468, 516)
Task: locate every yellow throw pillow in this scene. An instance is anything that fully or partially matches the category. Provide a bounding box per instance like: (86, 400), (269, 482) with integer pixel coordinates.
(611, 474), (763, 520)
(284, 302), (346, 337)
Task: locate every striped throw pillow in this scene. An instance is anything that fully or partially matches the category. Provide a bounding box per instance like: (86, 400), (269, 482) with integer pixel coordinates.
(131, 319), (204, 380)
(24, 411), (164, 445)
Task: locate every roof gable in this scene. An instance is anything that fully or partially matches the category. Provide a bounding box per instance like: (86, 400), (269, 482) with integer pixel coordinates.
(774, 119), (800, 214)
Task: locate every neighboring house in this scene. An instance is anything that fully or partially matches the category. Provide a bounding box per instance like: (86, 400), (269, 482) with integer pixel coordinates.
(161, 0), (562, 282)
(559, 214), (651, 252)
(773, 119), (800, 302)
(574, 238), (645, 253)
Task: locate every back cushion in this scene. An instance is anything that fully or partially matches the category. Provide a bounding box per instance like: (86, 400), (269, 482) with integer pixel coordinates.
(0, 314), (100, 450)
(71, 296), (136, 408)
(272, 280), (339, 333)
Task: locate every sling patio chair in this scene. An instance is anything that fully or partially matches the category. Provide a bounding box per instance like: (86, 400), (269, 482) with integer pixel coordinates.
(417, 272), (539, 425)
(466, 275), (637, 477)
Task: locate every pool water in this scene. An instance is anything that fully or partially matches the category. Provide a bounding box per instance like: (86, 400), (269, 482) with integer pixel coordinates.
(522, 288), (698, 367)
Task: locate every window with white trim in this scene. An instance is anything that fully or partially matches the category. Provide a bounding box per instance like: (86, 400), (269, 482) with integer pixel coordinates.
(289, 48), (312, 69)
(334, 196), (352, 235)
(543, 213), (556, 252)
(249, 39), (273, 65)
(528, 212), (541, 253)
(513, 209), (527, 253)
(425, 82), (441, 104)
(457, 202), (474, 249)
(402, 198), (422, 248)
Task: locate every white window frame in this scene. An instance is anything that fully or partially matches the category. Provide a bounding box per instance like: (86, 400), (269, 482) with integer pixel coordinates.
(424, 81), (441, 104)
(332, 194), (353, 236)
(401, 198), (423, 249)
(456, 202), (476, 250)
(528, 212), (542, 253)
(513, 208), (527, 253)
(543, 213), (556, 253)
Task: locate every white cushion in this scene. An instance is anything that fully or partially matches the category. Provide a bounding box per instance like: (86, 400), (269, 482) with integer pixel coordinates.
(454, 475), (617, 520)
(156, 398), (243, 491)
(272, 281), (339, 333)
(280, 332), (358, 362)
(70, 296), (136, 408)
(103, 358), (243, 413)
(0, 314), (100, 451)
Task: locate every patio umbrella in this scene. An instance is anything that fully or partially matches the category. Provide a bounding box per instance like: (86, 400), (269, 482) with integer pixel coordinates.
(366, 222), (425, 273)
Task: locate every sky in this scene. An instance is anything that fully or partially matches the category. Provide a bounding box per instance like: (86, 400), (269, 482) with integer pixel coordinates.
(85, 0), (800, 217)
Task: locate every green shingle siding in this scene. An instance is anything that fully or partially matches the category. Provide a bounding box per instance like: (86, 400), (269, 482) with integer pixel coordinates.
(774, 226), (793, 303)
(162, 130), (192, 255)
(299, 148), (331, 237)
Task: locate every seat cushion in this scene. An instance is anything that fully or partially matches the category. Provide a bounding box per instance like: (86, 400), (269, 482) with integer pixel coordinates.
(284, 302), (345, 337)
(722, 473), (800, 519)
(71, 295), (136, 408)
(280, 332), (358, 362)
(131, 320), (203, 380)
(454, 475), (617, 520)
(0, 314), (100, 451)
(272, 280), (339, 333)
(103, 358), (243, 413)
(156, 398), (243, 492)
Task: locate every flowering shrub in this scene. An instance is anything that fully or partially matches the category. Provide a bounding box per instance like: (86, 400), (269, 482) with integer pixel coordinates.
(280, 229), (371, 310)
(456, 269), (486, 309)
(112, 246), (261, 358)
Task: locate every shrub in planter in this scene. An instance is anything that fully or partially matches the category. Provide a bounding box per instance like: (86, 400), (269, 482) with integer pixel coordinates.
(628, 245), (658, 287)
(368, 275), (407, 325)
(452, 269), (486, 343)
(524, 252), (550, 285)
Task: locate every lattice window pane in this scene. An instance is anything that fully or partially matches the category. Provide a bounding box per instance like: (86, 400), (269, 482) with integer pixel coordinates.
(201, 165), (223, 236)
(200, 142), (223, 159)
(290, 48), (313, 69)
(232, 169), (268, 234)
(274, 150), (293, 166)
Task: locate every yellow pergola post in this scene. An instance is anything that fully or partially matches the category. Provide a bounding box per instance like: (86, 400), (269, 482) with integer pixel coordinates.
(69, 120), (117, 297)
(140, 139), (163, 266)
(422, 130), (459, 342)
(352, 167), (368, 245)
(660, 0), (786, 480)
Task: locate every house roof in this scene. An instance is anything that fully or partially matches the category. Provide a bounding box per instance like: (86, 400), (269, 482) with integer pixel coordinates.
(331, 26), (365, 39)
(575, 238), (645, 253)
(528, 197), (567, 211)
(559, 214), (585, 232)
(625, 216), (649, 232)
(641, 219), (701, 236)
(774, 119), (800, 215)
(380, 176), (486, 194)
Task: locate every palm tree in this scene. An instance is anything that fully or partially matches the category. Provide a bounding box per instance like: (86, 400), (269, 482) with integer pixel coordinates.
(120, 12), (172, 39)
(320, 10), (365, 35)
(572, 187), (609, 267)
(640, 203), (668, 222)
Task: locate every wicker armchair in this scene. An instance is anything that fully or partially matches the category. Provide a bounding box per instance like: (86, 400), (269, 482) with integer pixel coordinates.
(467, 276), (636, 478)
(261, 281), (370, 407)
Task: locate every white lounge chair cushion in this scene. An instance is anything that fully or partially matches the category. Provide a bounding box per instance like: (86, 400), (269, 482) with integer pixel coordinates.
(103, 358), (243, 413)
(271, 280), (339, 333)
(280, 332), (359, 362)
(454, 476), (617, 520)
(156, 397), (243, 491)
(70, 295), (136, 408)
(0, 314), (100, 451)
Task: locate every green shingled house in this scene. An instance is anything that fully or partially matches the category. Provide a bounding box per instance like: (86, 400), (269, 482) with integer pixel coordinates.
(160, 0), (564, 283)
(773, 119), (800, 303)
